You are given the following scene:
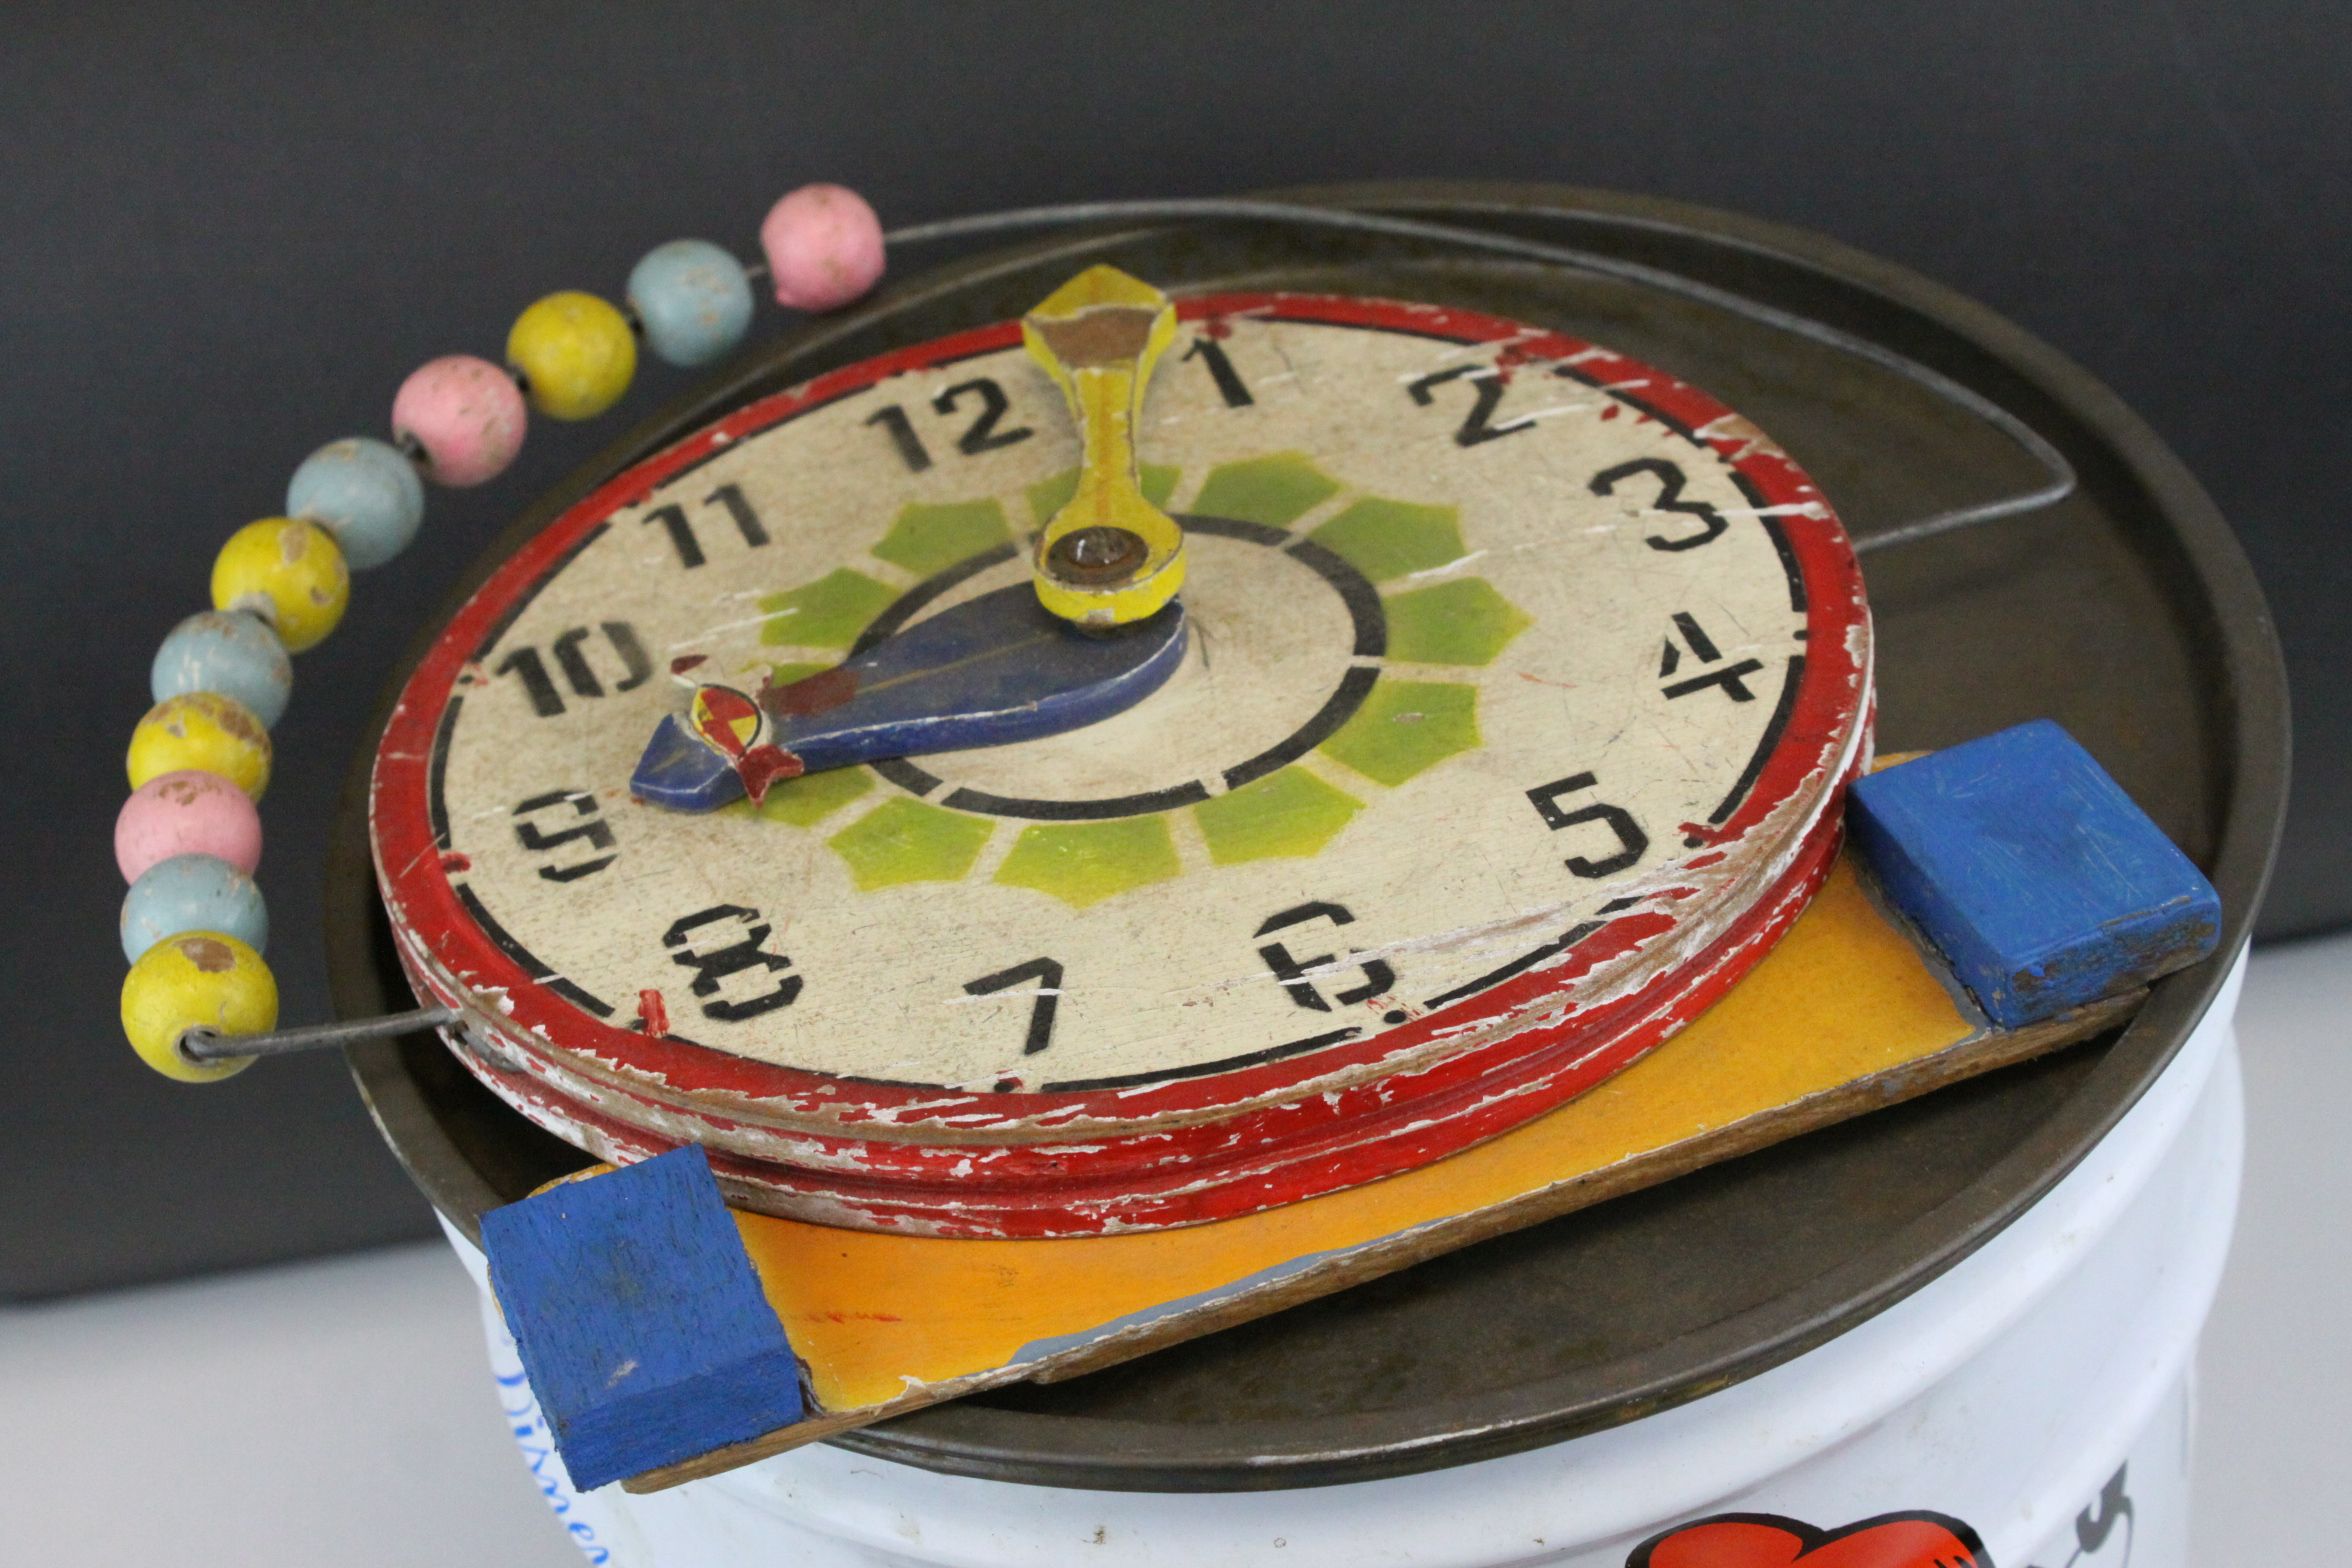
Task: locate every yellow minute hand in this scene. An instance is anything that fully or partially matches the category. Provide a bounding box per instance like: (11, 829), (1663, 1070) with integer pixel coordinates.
(1021, 265), (1186, 628)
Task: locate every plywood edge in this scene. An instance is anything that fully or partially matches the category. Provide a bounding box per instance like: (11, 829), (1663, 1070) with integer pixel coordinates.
(623, 989), (2138, 1492)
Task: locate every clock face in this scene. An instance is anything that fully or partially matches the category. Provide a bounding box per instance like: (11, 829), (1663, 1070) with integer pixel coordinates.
(374, 293), (1871, 1236)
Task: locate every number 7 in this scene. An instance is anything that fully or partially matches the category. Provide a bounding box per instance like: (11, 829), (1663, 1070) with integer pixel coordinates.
(964, 957), (1063, 1056)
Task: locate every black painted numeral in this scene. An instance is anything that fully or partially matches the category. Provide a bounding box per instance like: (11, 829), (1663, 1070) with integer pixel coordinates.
(493, 622), (650, 718)
(1182, 335), (1254, 407)
(511, 789), (617, 882)
(1407, 364), (1535, 447)
(1256, 902), (1397, 1013)
(641, 503), (705, 568)
(865, 375), (1033, 471)
(1591, 457), (1729, 552)
(933, 378), (1033, 455)
(1527, 774), (1648, 878)
(663, 905), (801, 1022)
(963, 957), (1063, 1057)
(865, 403), (932, 472)
(1658, 611), (1763, 702)
(643, 483), (773, 569)
(707, 482), (771, 547)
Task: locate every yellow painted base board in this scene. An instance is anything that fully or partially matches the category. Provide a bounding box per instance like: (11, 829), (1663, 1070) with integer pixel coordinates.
(627, 853), (2136, 1491)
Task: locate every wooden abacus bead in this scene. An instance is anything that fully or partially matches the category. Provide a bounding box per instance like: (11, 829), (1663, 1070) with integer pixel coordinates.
(287, 436), (425, 570)
(392, 355), (528, 486)
(210, 517), (350, 653)
(127, 692), (272, 799)
(116, 768), (263, 882)
(507, 291), (637, 420)
(120, 853), (268, 965)
(759, 183), (885, 312)
(120, 931), (275, 1083)
(626, 239), (755, 368)
(151, 609), (291, 729)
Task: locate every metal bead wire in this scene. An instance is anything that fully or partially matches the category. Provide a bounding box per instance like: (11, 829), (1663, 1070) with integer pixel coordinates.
(875, 198), (2077, 554)
(221, 196), (2074, 1060)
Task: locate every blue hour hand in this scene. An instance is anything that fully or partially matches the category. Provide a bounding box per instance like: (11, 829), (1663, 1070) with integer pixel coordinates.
(630, 583), (1187, 813)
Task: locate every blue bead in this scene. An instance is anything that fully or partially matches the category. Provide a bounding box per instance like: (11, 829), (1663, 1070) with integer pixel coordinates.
(627, 239), (755, 368)
(150, 610), (292, 730)
(287, 436), (425, 570)
(121, 853), (269, 964)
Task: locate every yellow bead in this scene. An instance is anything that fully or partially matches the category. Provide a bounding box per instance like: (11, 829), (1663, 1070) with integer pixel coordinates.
(211, 517), (350, 652)
(120, 930), (276, 1082)
(507, 291), (637, 420)
(128, 692), (273, 799)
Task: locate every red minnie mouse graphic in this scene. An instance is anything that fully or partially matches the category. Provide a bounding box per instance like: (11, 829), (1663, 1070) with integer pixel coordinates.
(1629, 1512), (1988, 1568)
(1630, 1465), (2133, 1568)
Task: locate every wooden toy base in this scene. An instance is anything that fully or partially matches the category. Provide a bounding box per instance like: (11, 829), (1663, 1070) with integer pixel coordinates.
(611, 848), (2136, 1491)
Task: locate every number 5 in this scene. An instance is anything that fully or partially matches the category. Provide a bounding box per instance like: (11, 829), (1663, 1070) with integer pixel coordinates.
(1527, 773), (1648, 878)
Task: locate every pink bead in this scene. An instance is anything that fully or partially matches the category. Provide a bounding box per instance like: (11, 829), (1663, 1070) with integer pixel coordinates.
(759, 183), (885, 313)
(115, 769), (263, 883)
(391, 355), (528, 487)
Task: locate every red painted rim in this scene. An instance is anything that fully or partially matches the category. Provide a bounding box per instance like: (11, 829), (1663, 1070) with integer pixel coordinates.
(374, 293), (1871, 1211)
(398, 794), (1850, 1235)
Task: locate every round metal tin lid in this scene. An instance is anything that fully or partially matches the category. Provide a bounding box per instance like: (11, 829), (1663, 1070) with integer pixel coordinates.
(331, 183), (2286, 1492)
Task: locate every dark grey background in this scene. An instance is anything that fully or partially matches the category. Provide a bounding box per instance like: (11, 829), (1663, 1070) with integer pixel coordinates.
(4, 1), (2342, 1297)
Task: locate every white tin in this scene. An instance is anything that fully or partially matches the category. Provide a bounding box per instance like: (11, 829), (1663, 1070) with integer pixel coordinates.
(448, 953), (2244, 1568)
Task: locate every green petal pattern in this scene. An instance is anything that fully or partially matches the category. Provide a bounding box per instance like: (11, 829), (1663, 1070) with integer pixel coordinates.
(729, 456), (1529, 905)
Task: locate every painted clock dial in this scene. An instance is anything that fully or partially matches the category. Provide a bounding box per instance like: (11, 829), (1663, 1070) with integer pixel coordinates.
(374, 293), (1872, 1237)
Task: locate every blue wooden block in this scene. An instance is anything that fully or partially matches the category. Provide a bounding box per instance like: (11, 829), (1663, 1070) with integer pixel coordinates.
(1848, 720), (2221, 1028)
(481, 1146), (803, 1490)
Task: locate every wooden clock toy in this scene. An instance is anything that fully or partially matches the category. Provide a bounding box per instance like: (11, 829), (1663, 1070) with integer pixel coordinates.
(375, 259), (1870, 1239)
(113, 184), (2267, 1520)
